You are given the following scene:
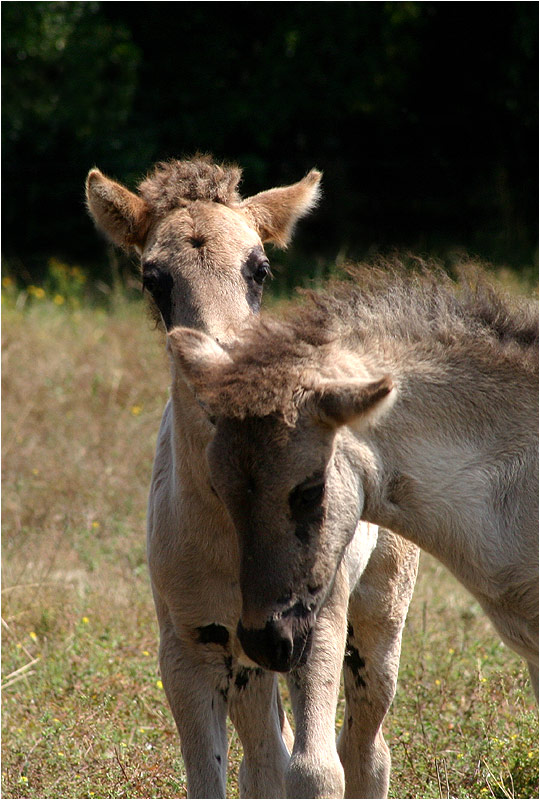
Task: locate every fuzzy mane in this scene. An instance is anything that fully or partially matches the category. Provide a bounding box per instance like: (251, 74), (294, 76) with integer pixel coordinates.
(300, 260), (539, 353)
(138, 155), (242, 216)
(198, 259), (538, 422)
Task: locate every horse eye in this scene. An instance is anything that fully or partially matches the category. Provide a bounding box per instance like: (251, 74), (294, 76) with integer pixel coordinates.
(142, 267), (160, 294)
(253, 260), (271, 286)
(300, 483), (325, 506)
(289, 482), (325, 514)
(142, 267), (171, 297)
(142, 272), (156, 294)
(142, 266), (174, 329)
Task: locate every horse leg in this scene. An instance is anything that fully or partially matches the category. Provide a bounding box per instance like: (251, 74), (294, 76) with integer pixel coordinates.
(338, 529), (419, 799)
(285, 568), (349, 799)
(158, 618), (229, 798)
(527, 661), (539, 702)
(229, 670), (292, 798)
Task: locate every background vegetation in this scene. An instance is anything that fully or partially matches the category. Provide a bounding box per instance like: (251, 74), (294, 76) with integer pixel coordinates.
(2, 2), (538, 293)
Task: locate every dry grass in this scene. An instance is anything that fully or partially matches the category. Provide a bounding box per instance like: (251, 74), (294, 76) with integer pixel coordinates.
(2, 291), (538, 799)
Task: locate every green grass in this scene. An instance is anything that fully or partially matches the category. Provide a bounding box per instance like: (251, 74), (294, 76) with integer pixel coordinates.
(2, 279), (538, 799)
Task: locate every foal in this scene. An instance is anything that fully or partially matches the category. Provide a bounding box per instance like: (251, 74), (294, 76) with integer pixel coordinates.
(87, 161), (419, 798)
(170, 264), (538, 706)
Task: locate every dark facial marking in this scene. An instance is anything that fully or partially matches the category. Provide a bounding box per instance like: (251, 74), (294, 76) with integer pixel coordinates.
(196, 623), (230, 646)
(142, 265), (174, 329)
(289, 475), (325, 542)
(189, 234), (205, 249)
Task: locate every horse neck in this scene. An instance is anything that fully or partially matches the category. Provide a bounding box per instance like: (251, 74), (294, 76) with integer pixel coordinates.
(355, 348), (535, 597)
(169, 373), (215, 492)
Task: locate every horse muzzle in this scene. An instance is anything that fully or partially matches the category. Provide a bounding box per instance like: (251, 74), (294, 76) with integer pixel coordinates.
(237, 607), (315, 672)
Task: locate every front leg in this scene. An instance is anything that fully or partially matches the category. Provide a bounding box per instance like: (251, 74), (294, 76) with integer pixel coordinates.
(286, 570), (349, 799)
(229, 668), (292, 798)
(159, 619), (229, 798)
(338, 529), (419, 798)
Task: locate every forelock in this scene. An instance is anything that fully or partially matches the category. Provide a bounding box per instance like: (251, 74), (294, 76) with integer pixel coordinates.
(138, 155), (242, 216)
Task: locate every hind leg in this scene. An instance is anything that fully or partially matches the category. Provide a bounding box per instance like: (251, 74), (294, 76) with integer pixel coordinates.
(338, 530), (419, 799)
(527, 661), (539, 702)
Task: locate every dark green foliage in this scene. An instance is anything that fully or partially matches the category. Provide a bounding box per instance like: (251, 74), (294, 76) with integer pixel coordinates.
(2, 2), (538, 287)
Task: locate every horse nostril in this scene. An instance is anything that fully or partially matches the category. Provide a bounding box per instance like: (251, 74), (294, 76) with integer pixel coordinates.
(290, 600), (309, 619)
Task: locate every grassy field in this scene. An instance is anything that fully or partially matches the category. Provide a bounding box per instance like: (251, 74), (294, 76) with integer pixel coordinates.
(2, 282), (538, 799)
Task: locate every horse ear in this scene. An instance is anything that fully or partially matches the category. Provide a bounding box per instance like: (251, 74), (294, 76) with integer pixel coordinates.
(311, 375), (395, 429)
(86, 168), (150, 251)
(241, 169), (321, 247)
(167, 327), (232, 389)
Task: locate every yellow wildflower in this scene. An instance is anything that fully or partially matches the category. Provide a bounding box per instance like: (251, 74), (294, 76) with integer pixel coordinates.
(131, 405), (143, 416)
(53, 294), (65, 305)
(82, 616), (89, 625)
(49, 258), (67, 273)
(70, 266), (86, 281)
(29, 631), (38, 641)
(156, 679), (163, 690)
(2, 276), (13, 288)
